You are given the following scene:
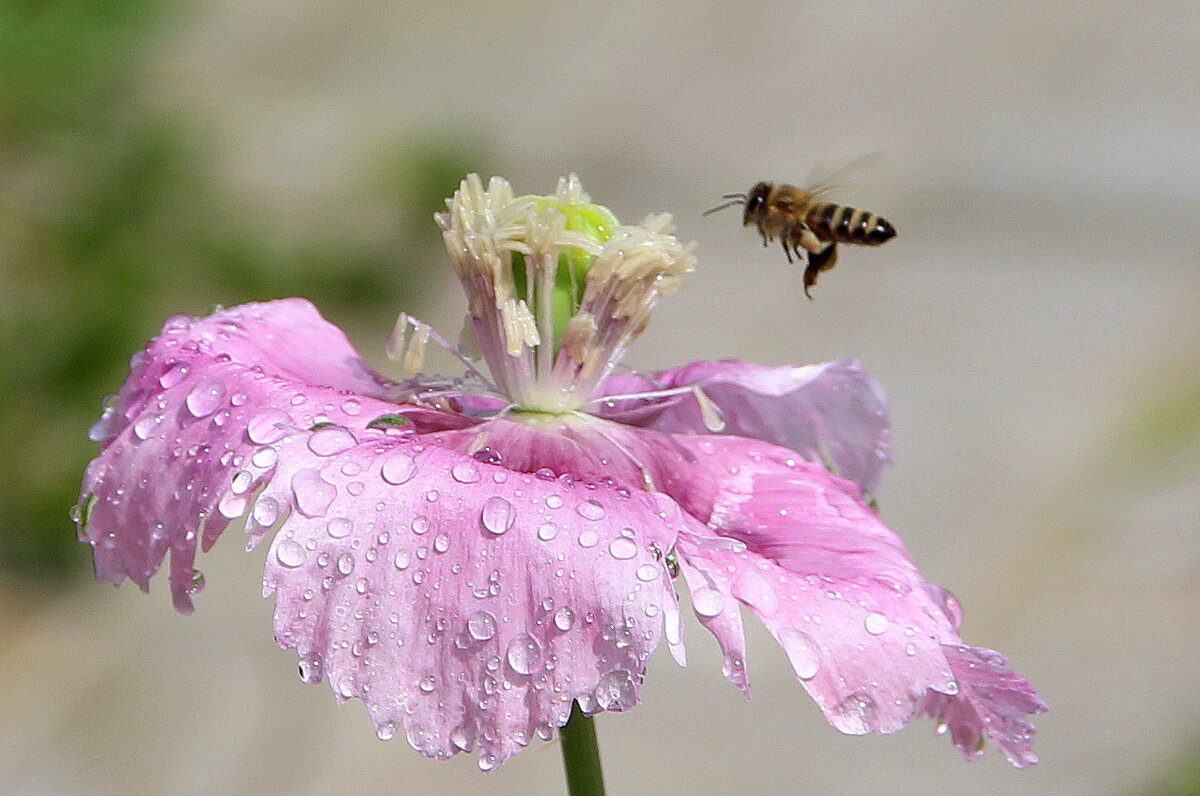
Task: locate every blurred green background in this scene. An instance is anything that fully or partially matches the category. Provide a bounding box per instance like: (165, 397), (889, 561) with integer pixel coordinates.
(1, 2), (1198, 795)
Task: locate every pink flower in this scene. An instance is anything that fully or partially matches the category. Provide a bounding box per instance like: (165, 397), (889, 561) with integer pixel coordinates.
(77, 175), (1045, 770)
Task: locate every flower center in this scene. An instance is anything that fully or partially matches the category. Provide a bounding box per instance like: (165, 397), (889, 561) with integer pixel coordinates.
(437, 175), (695, 414)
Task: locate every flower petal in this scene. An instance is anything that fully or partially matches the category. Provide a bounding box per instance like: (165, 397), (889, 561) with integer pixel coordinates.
(665, 433), (1043, 765)
(921, 643), (1048, 768)
(596, 358), (892, 493)
(78, 300), (682, 767)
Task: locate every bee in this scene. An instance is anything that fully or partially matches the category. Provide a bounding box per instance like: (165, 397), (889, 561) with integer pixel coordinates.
(704, 166), (896, 298)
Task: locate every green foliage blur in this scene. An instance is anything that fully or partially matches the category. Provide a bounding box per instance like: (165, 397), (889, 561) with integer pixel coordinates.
(0, 2), (483, 585)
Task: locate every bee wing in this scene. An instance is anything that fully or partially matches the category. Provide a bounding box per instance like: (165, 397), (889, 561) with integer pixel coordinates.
(803, 151), (885, 199)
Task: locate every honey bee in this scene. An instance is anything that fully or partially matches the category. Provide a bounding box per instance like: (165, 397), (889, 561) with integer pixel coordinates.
(704, 167), (896, 298)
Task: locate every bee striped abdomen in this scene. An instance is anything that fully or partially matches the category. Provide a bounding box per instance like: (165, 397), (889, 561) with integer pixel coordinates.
(810, 203), (895, 246)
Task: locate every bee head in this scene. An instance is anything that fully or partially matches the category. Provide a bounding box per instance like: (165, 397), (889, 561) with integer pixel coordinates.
(743, 182), (771, 225)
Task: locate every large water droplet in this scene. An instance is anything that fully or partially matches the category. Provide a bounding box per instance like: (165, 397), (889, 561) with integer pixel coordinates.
(217, 491), (247, 519)
(132, 413), (163, 440)
(292, 469), (336, 517)
(829, 691), (880, 735)
(506, 634), (541, 675)
(411, 515), (430, 535)
(451, 462), (481, 483)
(481, 496), (516, 535)
(185, 379), (225, 417)
(393, 550), (411, 570)
(276, 540), (306, 568)
(576, 499), (606, 520)
(578, 530), (599, 548)
(247, 409), (292, 444)
(336, 553), (355, 575)
(252, 496), (280, 527)
(158, 362), (189, 388)
(381, 452), (418, 484)
(377, 721), (397, 741)
(308, 425), (357, 456)
(553, 608), (574, 631)
(251, 446), (278, 469)
(608, 537), (638, 560)
(468, 610), (497, 641)
(635, 564), (659, 582)
(594, 669), (637, 710)
(230, 470), (253, 495)
(778, 628), (821, 680)
(326, 517), (353, 538)
(692, 587), (725, 617)
(864, 612), (890, 636)
(433, 533), (450, 553)
(537, 522), (557, 541)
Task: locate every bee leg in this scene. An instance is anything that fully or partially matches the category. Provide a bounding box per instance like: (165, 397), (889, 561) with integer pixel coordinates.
(803, 243), (839, 299)
(780, 236), (794, 264)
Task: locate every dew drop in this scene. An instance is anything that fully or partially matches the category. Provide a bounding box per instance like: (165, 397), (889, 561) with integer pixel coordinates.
(185, 379), (225, 417)
(451, 462), (481, 483)
(433, 533), (450, 553)
(553, 608), (574, 631)
(411, 515), (430, 535)
(292, 469), (336, 518)
(481, 496), (516, 535)
(158, 362), (189, 388)
(778, 628), (821, 680)
(251, 446), (278, 469)
(247, 409), (292, 444)
(467, 610), (497, 641)
(545, 494), (564, 509)
(635, 564), (659, 582)
(594, 669), (637, 710)
(576, 499), (606, 520)
(377, 721), (397, 741)
(419, 675), (436, 693)
(252, 496), (280, 527)
(336, 552), (355, 575)
(307, 425), (357, 456)
(132, 413), (162, 440)
(578, 530), (599, 548)
(326, 517), (353, 538)
(608, 537), (638, 560)
(276, 541), (305, 568)
(506, 634), (541, 675)
(381, 452), (418, 485)
(692, 587), (725, 617)
(537, 522), (558, 541)
(830, 691), (880, 735)
(217, 491), (247, 520)
(864, 612), (890, 636)
(393, 550), (411, 571)
(341, 398), (362, 416)
(230, 470), (253, 495)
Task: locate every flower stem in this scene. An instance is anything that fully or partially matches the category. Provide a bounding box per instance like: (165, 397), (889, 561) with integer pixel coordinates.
(560, 702), (606, 796)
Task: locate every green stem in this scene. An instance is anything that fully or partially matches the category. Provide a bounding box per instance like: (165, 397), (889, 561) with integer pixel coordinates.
(559, 703), (607, 796)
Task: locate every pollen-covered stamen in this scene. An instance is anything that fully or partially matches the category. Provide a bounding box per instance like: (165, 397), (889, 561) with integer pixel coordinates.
(438, 174), (694, 413)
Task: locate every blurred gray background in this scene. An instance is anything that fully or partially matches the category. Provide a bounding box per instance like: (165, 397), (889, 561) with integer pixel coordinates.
(2, 2), (1198, 794)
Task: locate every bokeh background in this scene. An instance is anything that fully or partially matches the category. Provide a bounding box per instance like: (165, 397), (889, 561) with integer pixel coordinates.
(2, 2), (1198, 794)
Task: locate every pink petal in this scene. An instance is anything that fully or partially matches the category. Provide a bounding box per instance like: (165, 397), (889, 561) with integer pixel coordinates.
(664, 433), (1044, 764)
(921, 643), (1048, 768)
(597, 358), (892, 493)
(78, 300), (683, 767)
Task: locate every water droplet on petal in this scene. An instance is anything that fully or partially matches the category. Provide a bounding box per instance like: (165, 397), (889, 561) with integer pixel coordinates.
(595, 669), (637, 710)
(326, 517), (353, 538)
(864, 612), (890, 636)
(635, 564), (659, 582)
(132, 413), (163, 440)
(217, 491), (247, 519)
(481, 496), (516, 535)
(411, 515), (430, 535)
(433, 533), (450, 553)
(158, 362), (189, 388)
(276, 540), (305, 567)
(578, 530), (599, 548)
(506, 634), (541, 675)
(692, 587), (725, 617)
(185, 379), (225, 417)
(251, 446), (278, 469)
(545, 494), (564, 509)
(830, 691), (880, 735)
(393, 550), (411, 570)
(377, 721), (397, 740)
(419, 675), (436, 693)
(576, 499), (605, 520)
(778, 628), (821, 680)
(230, 470), (253, 495)
(292, 469), (336, 517)
(451, 462), (481, 483)
(381, 452), (418, 484)
(247, 409), (292, 444)
(553, 608), (574, 631)
(252, 496), (280, 527)
(188, 569), (206, 594)
(537, 522), (557, 541)
(468, 610), (497, 641)
(336, 553), (355, 575)
(608, 537), (638, 560)
(308, 425), (357, 456)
